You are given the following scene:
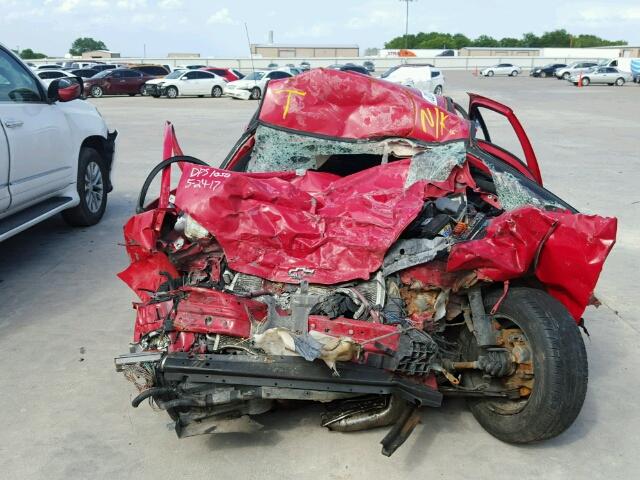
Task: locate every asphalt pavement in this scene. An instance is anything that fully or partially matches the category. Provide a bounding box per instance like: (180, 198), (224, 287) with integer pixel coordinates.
(0, 71), (638, 479)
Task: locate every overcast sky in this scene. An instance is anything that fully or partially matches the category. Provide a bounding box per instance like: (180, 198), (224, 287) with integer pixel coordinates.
(0, 0), (638, 57)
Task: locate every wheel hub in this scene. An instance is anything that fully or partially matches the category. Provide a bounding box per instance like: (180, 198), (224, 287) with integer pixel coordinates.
(84, 161), (104, 213)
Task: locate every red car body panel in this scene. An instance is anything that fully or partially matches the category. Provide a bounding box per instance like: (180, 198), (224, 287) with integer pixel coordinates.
(120, 69), (616, 350)
(201, 67), (239, 81)
(259, 69), (469, 143)
(468, 93), (543, 185)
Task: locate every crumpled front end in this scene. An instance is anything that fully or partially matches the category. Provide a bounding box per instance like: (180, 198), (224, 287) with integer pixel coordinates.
(115, 70), (616, 455)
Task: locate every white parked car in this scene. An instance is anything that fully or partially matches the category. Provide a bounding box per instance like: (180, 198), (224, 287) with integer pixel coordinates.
(35, 69), (74, 88)
(143, 69), (187, 97)
(224, 70), (293, 100)
(0, 44), (116, 242)
(379, 64), (445, 94)
(481, 63), (522, 77)
(36, 64), (63, 70)
(150, 69), (227, 98)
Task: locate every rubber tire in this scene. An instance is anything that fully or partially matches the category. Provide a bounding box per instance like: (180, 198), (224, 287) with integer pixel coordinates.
(128, 93), (136, 96)
(463, 287), (587, 444)
(615, 78), (625, 86)
(62, 147), (108, 226)
(166, 86), (178, 98)
(562, 72), (570, 80)
(486, 70), (494, 77)
(541, 72), (547, 78)
(581, 77), (590, 86)
(90, 86), (103, 98)
(511, 70), (519, 77)
(250, 87), (261, 99)
(211, 85), (223, 98)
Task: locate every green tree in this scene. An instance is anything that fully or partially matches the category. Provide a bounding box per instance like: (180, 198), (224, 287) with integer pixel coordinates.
(69, 37), (107, 56)
(472, 35), (499, 47)
(19, 48), (47, 59)
(538, 29), (571, 47)
(498, 37), (522, 47)
(384, 30), (626, 50)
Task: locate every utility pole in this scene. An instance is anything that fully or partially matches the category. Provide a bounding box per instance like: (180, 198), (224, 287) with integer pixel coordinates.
(399, 0), (416, 50)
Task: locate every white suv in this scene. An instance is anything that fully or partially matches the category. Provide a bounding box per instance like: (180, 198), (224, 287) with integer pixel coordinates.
(0, 44), (116, 242)
(380, 64), (445, 94)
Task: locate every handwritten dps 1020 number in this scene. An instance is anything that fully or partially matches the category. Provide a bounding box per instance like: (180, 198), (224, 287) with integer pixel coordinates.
(185, 167), (231, 191)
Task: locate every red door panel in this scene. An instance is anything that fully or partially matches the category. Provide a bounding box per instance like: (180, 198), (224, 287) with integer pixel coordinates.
(468, 93), (542, 185)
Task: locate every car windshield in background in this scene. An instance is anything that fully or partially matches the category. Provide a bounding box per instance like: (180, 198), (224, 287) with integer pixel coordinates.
(92, 70), (112, 78)
(244, 71), (265, 80)
(165, 70), (184, 79)
(380, 66), (399, 78)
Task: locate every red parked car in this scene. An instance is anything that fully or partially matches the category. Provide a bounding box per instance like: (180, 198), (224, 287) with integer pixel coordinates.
(83, 68), (153, 97)
(115, 69), (616, 456)
(200, 67), (239, 82)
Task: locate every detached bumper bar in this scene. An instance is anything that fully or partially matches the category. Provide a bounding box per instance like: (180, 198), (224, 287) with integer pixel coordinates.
(159, 353), (443, 407)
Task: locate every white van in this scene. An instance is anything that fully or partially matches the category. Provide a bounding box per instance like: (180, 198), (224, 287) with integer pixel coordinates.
(379, 64), (445, 94)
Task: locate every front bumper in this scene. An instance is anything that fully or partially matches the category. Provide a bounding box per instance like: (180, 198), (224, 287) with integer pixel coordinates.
(144, 83), (163, 96)
(224, 87), (252, 100)
(116, 352), (443, 407)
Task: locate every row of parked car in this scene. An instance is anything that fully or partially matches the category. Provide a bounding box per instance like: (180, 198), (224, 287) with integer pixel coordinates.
(480, 58), (640, 87)
(31, 60), (448, 100)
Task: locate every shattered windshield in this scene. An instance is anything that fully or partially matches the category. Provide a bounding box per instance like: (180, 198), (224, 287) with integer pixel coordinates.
(246, 125), (432, 174)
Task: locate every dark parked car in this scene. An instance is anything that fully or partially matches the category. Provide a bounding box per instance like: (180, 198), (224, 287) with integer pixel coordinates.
(530, 63), (567, 78)
(83, 69), (153, 97)
(299, 61), (311, 71)
(69, 68), (98, 78)
(340, 64), (370, 75)
(363, 60), (375, 72)
(128, 64), (170, 78)
(92, 64), (118, 72)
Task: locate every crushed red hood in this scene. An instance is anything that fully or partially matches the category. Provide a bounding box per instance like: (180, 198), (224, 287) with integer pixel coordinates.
(259, 68), (470, 143)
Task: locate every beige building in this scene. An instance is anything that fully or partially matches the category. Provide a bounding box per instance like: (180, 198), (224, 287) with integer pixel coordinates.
(251, 44), (359, 58)
(81, 50), (121, 59)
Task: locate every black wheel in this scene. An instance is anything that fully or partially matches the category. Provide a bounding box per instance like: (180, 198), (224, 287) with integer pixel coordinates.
(460, 287), (587, 444)
(510, 70), (519, 77)
(90, 85), (103, 98)
(486, 70), (494, 77)
(581, 77), (590, 86)
(615, 77), (625, 86)
(562, 72), (570, 80)
(433, 85), (443, 95)
(62, 147), (108, 226)
(166, 86), (178, 98)
(250, 87), (261, 99)
(540, 72), (547, 78)
(211, 85), (223, 98)
(128, 93), (136, 96)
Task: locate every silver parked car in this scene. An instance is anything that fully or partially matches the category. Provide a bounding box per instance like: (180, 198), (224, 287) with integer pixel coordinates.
(554, 62), (598, 80)
(569, 67), (633, 86)
(480, 63), (521, 77)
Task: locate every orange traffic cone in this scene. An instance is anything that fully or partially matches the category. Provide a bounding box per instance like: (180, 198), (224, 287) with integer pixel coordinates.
(578, 72), (582, 87)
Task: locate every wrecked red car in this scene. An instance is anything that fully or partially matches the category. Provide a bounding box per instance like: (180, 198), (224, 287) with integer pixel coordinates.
(115, 69), (616, 456)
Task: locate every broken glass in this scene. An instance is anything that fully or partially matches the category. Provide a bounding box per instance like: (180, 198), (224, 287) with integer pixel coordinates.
(404, 141), (467, 187)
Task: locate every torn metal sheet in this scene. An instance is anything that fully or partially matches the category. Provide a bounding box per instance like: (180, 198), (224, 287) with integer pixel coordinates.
(447, 206), (617, 319)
